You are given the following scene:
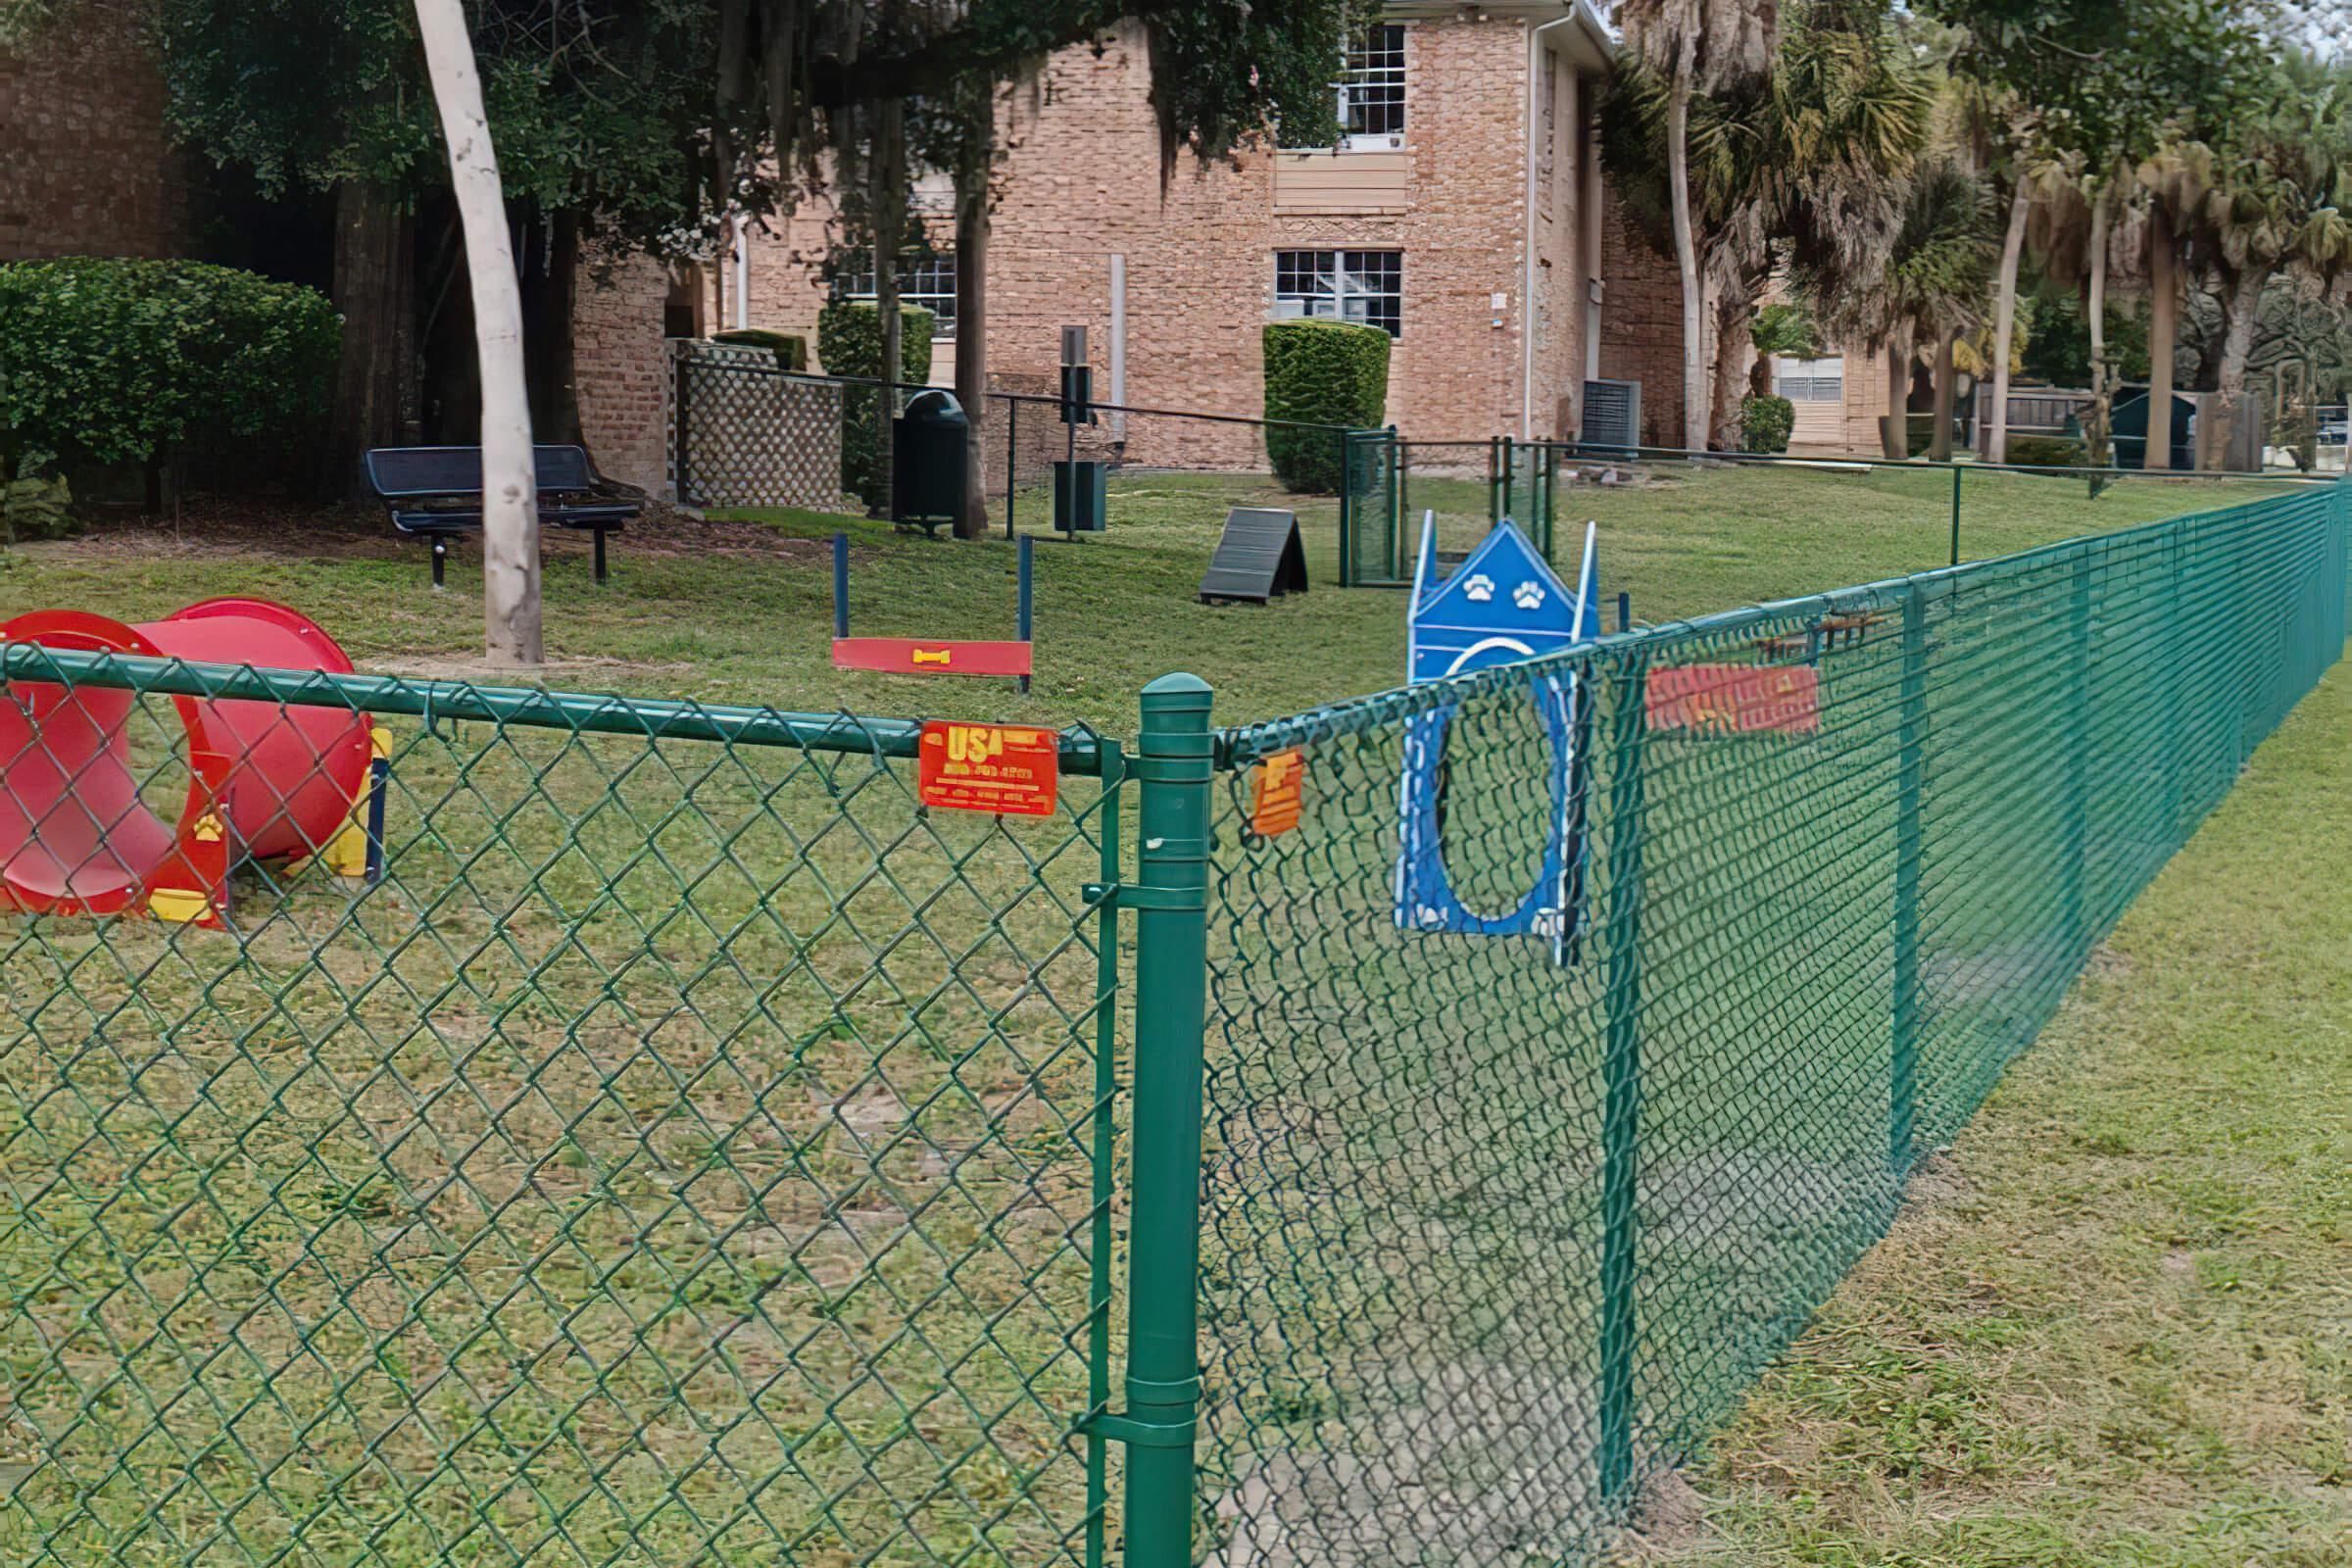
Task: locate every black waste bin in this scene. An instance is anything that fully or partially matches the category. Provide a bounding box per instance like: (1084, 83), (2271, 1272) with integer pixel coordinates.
(892, 389), (968, 533)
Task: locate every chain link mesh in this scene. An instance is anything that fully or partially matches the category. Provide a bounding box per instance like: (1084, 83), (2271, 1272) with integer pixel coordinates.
(1197, 484), (2350, 1564)
(0, 651), (1122, 1567)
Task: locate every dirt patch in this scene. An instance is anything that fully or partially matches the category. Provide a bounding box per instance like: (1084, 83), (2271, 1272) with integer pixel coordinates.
(1615, 1468), (1711, 1558)
(1903, 1152), (1975, 1206)
(1204, 1355), (1599, 1566)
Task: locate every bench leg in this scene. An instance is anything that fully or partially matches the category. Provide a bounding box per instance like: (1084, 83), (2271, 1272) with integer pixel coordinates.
(593, 529), (609, 585)
(431, 537), (447, 590)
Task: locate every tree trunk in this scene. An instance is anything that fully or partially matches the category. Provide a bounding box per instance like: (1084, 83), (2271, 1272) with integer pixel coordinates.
(952, 93), (993, 540)
(1985, 174), (2032, 465)
(2202, 262), (2272, 473)
(327, 179), (416, 499)
(526, 206), (584, 449)
(1708, 285), (1752, 452)
(1666, 47), (1706, 453)
(1930, 329), (1956, 463)
(416, 0), (540, 666)
(2146, 202), (2177, 470)
(1882, 337), (1909, 460)
(2084, 187), (2112, 469)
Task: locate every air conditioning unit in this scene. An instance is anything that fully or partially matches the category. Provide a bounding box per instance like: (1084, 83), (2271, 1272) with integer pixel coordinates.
(1270, 299), (1313, 320)
(1582, 378), (1641, 453)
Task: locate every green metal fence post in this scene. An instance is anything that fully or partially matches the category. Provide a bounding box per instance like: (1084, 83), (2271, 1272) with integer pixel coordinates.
(1117, 673), (1214, 1567)
(1889, 581), (1927, 1173)
(2063, 548), (2092, 961)
(1598, 651), (1646, 1507)
(1948, 464), (1963, 566)
(1338, 431), (1355, 589)
(1390, 426), (1407, 582)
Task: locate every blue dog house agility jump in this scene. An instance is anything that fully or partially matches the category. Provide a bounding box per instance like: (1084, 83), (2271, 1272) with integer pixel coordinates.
(1396, 514), (1599, 957)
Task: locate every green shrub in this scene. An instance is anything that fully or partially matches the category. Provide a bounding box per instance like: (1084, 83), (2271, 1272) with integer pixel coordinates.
(2006, 434), (2084, 469)
(712, 327), (808, 371)
(815, 301), (935, 504)
(1740, 393), (1795, 454)
(0, 258), (338, 485)
(1262, 319), (1390, 492)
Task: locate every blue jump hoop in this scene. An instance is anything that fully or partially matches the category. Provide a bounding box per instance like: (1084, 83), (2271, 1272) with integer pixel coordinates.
(1394, 516), (1597, 957)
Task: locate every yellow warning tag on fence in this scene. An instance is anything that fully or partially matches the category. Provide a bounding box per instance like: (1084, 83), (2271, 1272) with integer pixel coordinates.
(1250, 749), (1305, 838)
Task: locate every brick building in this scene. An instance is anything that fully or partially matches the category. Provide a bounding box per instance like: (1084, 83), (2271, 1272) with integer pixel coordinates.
(7, 0), (1702, 496)
(0, 0), (187, 263)
(576, 1), (1701, 490)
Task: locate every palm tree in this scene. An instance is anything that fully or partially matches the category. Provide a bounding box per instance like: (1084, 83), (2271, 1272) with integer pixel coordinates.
(1605, 0), (1931, 448)
(1617, 0), (1780, 452)
(1800, 158), (2000, 462)
(2174, 55), (2352, 468)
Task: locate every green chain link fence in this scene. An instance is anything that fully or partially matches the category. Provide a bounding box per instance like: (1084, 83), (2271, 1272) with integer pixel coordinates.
(1, 482), (2344, 1568)
(1192, 482), (2349, 1564)
(0, 656), (1128, 1567)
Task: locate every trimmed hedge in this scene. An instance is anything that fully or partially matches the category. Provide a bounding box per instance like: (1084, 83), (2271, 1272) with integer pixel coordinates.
(1262, 319), (1390, 493)
(1740, 393), (1794, 454)
(0, 258), (338, 485)
(712, 327), (808, 371)
(816, 301), (935, 504)
(2006, 434), (2084, 468)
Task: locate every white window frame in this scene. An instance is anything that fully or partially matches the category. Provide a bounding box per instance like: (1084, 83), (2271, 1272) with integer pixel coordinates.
(1772, 356), (1845, 403)
(841, 253), (958, 340)
(1336, 24), (1406, 149)
(1274, 250), (1402, 337)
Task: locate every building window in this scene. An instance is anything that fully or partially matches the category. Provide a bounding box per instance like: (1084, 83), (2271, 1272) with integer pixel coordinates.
(1275, 250), (1402, 336)
(1772, 357), (1844, 402)
(1338, 24), (1406, 141)
(840, 253), (958, 336)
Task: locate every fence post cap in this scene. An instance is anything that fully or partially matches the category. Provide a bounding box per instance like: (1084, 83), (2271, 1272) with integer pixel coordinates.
(1142, 672), (1212, 704)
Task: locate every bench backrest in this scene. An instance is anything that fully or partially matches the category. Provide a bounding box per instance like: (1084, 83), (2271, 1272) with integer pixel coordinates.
(364, 445), (597, 499)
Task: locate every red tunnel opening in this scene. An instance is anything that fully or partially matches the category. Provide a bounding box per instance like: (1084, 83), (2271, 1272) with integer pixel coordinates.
(0, 600), (372, 923)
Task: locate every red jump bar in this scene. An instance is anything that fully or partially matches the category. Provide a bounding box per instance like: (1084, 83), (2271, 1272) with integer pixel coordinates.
(832, 638), (1034, 677)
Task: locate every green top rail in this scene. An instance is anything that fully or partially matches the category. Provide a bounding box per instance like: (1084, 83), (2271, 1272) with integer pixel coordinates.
(1539, 437), (2333, 486)
(0, 642), (1120, 776)
(1220, 480), (2336, 768)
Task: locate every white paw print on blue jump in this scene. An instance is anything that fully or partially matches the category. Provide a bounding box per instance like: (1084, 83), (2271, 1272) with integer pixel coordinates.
(1512, 579), (1545, 611)
(1461, 573), (1495, 603)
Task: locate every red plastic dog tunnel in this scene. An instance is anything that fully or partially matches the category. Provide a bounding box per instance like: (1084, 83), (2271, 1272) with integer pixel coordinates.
(0, 598), (381, 929)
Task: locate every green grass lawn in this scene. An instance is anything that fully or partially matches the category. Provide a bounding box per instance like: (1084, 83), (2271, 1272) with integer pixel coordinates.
(0, 466), (2328, 1567)
(0, 463), (2293, 735)
(1613, 661), (2352, 1568)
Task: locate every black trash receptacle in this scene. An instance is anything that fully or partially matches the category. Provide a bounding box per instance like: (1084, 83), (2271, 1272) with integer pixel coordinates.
(891, 389), (968, 533)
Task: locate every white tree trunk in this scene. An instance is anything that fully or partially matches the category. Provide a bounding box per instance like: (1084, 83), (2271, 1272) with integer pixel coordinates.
(2146, 203), (2177, 470)
(1985, 176), (2032, 466)
(415, 0), (540, 666)
(1667, 53), (1706, 452)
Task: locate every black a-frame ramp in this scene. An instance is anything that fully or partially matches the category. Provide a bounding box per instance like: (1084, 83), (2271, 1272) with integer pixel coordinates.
(1200, 508), (1310, 604)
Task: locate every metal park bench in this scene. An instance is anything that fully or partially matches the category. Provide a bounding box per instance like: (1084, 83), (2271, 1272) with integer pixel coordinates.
(362, 445), (642, 587)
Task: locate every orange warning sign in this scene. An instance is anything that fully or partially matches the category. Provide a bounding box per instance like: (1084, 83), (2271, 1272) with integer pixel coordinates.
(1250, 748), (1305, 837)
(917, 721), (1060, 816)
